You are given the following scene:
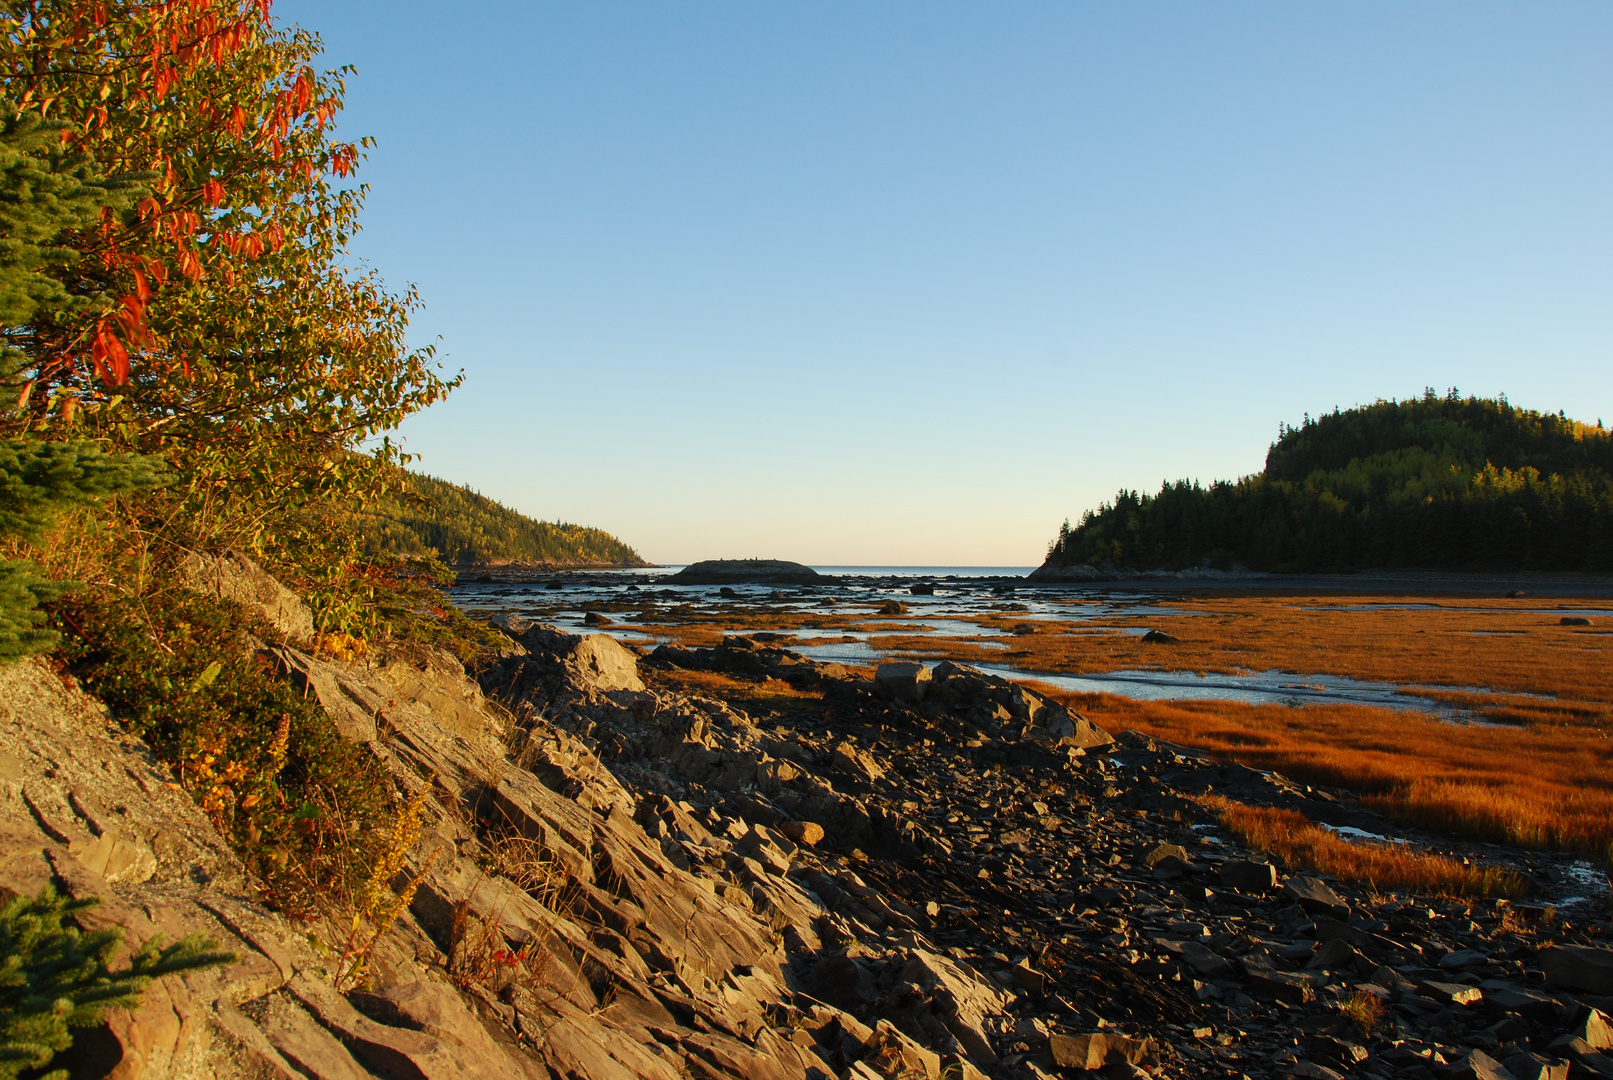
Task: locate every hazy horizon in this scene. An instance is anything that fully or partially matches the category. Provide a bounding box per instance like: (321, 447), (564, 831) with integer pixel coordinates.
(283, 1), (1611, 565)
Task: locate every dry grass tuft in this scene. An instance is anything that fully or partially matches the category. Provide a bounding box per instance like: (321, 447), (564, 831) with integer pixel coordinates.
(1202, 795), (1528, 898)
(1339, 989), (1387, 1038)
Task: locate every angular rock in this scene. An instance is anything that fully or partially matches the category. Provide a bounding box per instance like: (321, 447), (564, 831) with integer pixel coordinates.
(1242, 958), (1317, 1004)
(1446, 1049), (1518, 1080)
(1505, 1052), (1571, 1080)
(1068, 713), (1115, 750)
(897, 949), (1011, 1066)
(1542, 946), (1613, 996)
(875, 661), (932, 703)
(1289, 1063), (1345, 1080)
(780, 820), (826, 847)
(1219, 859), (1278, 893)
(1419, 980), (1483, 1007)
(1139, 842), (1190, 870)
(1580, 1009), (1613, 1051)
(177, 547), (316, 642)
(1282, 875), (1350, 917)
(1048, 1033), (1109, 1070)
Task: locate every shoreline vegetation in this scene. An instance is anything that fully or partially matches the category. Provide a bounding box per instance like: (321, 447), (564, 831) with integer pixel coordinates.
(1039, 391), (1613, 577)
(365, 469), (650, 569)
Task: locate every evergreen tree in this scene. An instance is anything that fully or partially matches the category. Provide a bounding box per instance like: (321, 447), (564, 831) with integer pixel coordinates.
(0, 104), (167, 663)
(1046, 394), (1613, 573)
(0, 888), (232, 1080)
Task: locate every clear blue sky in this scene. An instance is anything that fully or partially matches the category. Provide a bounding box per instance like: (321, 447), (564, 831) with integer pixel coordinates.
(277, 1), (1611, 566)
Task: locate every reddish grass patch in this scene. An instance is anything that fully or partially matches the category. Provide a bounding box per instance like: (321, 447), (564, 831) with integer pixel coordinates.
(1032, 688), (1613, 859)
(1203, 795), (1528, 898)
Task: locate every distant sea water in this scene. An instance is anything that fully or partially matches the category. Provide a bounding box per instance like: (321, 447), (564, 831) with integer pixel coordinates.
(621, 566), (1037, 578)
(808, 566), (1035, 578)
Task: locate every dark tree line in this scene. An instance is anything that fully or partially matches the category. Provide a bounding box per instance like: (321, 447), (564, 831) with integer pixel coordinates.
(1047, 391), (1613, 573)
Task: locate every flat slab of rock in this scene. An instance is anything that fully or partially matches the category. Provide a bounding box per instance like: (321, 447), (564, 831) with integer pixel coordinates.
(178, 548), (315, 642)
(665, 560), (831, 585)
(1220, 859), (1278, 892)
(1542, 945), (1613, 996)
(1283, 875), (1350, 918)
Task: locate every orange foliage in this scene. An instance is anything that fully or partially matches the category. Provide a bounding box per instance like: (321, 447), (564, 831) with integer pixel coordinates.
(1203, 795), (1528, 898)
(1035, 688), (1613, 857)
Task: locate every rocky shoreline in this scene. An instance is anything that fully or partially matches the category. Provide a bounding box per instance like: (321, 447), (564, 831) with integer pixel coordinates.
(3, 556), (1611, 1079)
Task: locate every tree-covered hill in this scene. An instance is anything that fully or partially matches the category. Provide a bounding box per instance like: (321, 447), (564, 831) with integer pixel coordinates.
(366, 472), (649, 567)
(1043, 391), (1613, 574)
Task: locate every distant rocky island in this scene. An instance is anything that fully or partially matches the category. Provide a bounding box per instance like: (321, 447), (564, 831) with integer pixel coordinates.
(665, 559), (833, 585)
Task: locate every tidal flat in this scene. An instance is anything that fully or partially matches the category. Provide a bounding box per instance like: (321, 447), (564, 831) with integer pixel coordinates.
(452, 569), (1613, 862)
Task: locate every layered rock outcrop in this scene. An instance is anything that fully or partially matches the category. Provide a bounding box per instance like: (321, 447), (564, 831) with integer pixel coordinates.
(6, 556), (1612, 1080)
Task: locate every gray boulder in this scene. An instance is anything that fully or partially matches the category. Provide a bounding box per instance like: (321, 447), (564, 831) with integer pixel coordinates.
(876, 660), (932, 703)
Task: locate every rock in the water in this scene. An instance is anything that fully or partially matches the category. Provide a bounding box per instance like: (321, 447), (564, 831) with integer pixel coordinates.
(878, 600), (908, 615)
(582, 611), (612, 626)
(1541, 946), (1613, 995)
(909, 582), (936, 595)
(1141, 629), (1179, 644)
(875, 661), (932, 703)
(665, 559), (828, 585)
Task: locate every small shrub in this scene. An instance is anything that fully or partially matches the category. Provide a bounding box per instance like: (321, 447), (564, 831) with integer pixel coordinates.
(1339, 989), (1386, 1038)
(56, 588), (396, 919)
(332, 791), (437, 991)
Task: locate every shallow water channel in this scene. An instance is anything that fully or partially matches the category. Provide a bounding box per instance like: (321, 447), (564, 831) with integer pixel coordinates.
(449, 569), (1547, 722)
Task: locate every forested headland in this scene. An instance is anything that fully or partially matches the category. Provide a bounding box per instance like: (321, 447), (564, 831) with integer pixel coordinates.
(1044, 392), (1613, 574)
(366, 471), (647, 567)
